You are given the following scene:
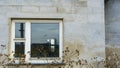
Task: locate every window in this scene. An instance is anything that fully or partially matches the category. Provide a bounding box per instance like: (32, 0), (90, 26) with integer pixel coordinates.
(10, 19), (63, 63)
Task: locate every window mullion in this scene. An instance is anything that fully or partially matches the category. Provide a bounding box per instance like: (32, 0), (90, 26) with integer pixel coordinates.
(25, 21), (31, 62)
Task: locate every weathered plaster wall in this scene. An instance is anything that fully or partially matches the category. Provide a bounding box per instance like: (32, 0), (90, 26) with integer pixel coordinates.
(105, 0), (120, 46)
(105, 1), (120, 68)
(0, 0), (105, 67)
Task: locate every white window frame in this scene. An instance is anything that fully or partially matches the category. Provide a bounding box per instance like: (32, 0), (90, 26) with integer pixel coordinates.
(10, 19), (63, 64)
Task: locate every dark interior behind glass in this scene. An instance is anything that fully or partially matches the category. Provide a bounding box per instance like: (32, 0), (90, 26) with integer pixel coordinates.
(31, 23), (59, 58)
(15, 42), (25, 57)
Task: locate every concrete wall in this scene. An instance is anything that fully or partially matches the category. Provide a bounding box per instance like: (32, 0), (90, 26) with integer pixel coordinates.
(105, 1), (120, 68)
(0, 0), (105, 68)
(105, 0), (120, 46)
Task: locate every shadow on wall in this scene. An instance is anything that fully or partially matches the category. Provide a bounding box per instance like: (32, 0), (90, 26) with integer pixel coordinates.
(105, 0), (109, 4)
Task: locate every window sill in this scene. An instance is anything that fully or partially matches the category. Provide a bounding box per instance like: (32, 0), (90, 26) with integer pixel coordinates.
(6, 63), (65, 66)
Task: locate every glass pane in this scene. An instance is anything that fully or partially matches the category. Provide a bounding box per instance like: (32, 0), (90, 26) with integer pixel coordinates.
(15, 23), (25, 38)
(31, 23), (59, 58)
(15, 42), (25, 57)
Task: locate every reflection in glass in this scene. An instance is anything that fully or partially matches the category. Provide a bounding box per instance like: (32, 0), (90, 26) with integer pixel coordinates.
(15, 42), (25, 57)
(31, 23), (59, 57)
(15, 23), (25, 38)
